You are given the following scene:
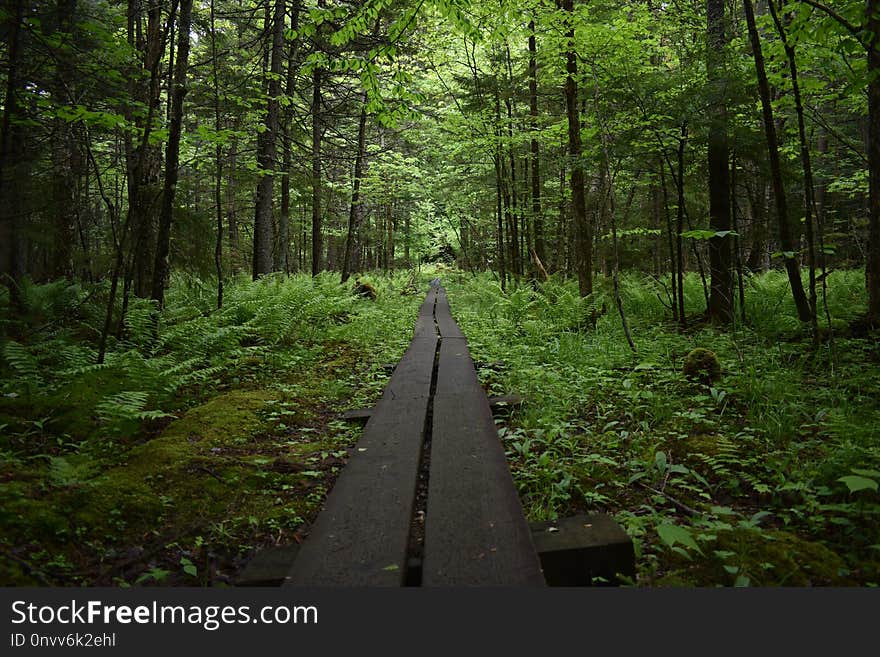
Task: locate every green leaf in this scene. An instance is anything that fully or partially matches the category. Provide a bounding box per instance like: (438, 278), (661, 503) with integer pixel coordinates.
(734, 575), (751, 587)
(654, 451), (667, 473)
(657, 523), (702, 554)
(680, 229), (716, 240)
(382, 564), (399, 571)
(837, 475), (878, 494)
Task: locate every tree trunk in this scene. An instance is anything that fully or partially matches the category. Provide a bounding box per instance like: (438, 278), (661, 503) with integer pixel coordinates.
(210, 0), (223, 308)
(131, 0), (163, 298)
(676, 124), (687, 327)
(562, 0), (591, 297)
(311, 64), (323, 276)
(769, 0), (819, 335)
(152, 0), (193, 308)
(494, 89), (507, 290)
(743, 0), (812, 321)
(529, 20), (544, 265)
(867, 0), (880, 323)
(0, 0), (27, 309)
(276, 3), (300, 276)
(342, 97), (368, 283)
(706, 0), (734, 323)
(253, 0), (284, 279)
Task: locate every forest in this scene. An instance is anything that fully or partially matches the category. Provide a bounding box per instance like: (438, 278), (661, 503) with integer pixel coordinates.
(1, 0), (878, 587)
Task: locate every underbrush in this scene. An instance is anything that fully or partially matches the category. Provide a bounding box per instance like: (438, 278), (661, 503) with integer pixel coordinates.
(445, 269), (880, 586)
(0, 271), (424, 585)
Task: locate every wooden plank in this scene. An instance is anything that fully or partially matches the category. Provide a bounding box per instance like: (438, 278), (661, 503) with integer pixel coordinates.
(434, 290), (465, 338)
(530, 514), (635, 586)
(433, 337), (480, 396)
(412, 289), (438, 338)
(237, 544), (301, 586)
(339, 408), (372, 424)
(423, 337), (544, 585)
(423, 391), (544, 586)
(340, 394), (523, 425)
(284, 393), (429, 586)
(382, 335), (437, 401)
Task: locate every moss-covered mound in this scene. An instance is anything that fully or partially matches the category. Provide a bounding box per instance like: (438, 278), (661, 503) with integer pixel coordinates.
(0, 389), (349, 585)
(682, 348), (721, 383)
(657, 527), (853, 586)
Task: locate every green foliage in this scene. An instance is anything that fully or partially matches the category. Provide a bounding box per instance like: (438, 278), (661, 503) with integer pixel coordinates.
(0, 271), (427, 585)
(444, 269), (879, 586)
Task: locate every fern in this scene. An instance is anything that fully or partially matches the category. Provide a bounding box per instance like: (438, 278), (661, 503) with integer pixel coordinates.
(95, 391), (150, 424)
(3, 341), (41, 383)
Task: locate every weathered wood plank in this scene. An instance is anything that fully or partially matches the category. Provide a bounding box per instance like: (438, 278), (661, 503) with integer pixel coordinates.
(238, 544), (301, 586)
(434, 290), (465, 338)
(340, 394), (523, 425)
(423, 393), (544, 586)
(412, 288), (438, 338)
(284, 393), (429, 586)
(383, 335), (437, 401)
(423, 340), (545, 586)
(530, 514), (635, 586)
(339, 408), (372, 424)
(433, 337), (480, 396)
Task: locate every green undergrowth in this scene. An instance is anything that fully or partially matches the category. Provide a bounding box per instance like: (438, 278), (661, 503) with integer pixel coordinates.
(0, 271), (424, 585)
(444, 268), (880, 586)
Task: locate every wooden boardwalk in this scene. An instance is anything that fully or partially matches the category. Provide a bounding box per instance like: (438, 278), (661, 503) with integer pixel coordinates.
(284, 287), (544, 586)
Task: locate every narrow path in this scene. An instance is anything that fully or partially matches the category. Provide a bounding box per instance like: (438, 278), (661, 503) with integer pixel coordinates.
(284, 287), (543, 586)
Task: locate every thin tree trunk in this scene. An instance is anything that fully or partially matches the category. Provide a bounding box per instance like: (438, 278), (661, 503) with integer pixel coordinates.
(528, 20), (544, 264)
(676, 124), (687, 327)
(253, 0), (284, 279)
(867, 0), (880, 323)
(210, 0), (223, 308)
(152, 0), (193, 309)
(743, 0), (812, 321)
(342, 97), (368, 283)
(562, 0), (591, 296)
(0, 0), (27, 310)
(99, 0), (164, 362)
(769, 0), (819, 337)
(311, 65), (323, 276)
(706, 0), (733, 323)
(494, 89), (507, 290)
(659, 160), (679, 323)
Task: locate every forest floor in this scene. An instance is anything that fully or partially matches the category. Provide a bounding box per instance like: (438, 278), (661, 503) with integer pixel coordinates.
(1, 267), (879, 586)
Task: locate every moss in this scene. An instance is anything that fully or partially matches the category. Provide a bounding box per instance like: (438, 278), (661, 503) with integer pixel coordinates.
(657, 527), (852, 586)
(682, 348), (721, 383)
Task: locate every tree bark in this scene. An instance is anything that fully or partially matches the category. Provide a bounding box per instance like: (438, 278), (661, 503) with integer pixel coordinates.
(277, 3), (300, 276)
(706, 0), (734, 323)
(210, 0), (223, 308)
(152, 0), (194, 308)
(867, 0), (880, 323)
(769, 0), (819, 335)
(253, 0), (284, 279)
(562, 0), (591, 296)
(528, 20), (544, 265)
(743, 0), (812, 321)
(342, 97), (368, 283)
(311, 65), (323, 276)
